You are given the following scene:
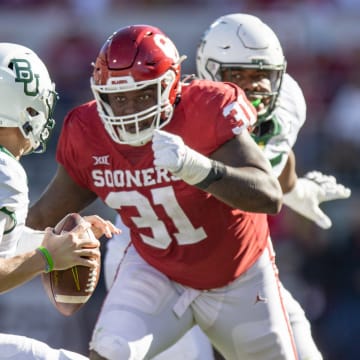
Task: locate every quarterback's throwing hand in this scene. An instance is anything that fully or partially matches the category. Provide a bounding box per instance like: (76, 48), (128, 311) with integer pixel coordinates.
(152, 129), (213, 186)
(283, 171), (351, 229)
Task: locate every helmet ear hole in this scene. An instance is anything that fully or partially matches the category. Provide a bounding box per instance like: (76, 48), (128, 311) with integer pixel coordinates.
(22, 121), (33, 135)
(26, 107), (39, 117)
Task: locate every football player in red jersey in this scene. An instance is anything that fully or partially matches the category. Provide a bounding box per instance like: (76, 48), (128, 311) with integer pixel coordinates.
(27, 25), (302, 359)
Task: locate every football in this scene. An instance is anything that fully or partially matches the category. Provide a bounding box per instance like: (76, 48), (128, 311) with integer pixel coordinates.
(41, 213), (100, 316)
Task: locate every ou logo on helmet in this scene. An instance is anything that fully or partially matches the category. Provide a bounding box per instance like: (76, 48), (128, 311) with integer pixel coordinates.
(12, 58), (40, 96)
(153, 34), (180, 63)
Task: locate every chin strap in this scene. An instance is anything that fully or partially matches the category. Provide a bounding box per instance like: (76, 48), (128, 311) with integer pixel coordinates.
(283, 171), (351, 229)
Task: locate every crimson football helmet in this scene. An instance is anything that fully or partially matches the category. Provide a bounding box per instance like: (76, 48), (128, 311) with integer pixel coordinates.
(196, 13), (286, 123)
(0, 42), (57, 153)
(91, 25), (182, 146)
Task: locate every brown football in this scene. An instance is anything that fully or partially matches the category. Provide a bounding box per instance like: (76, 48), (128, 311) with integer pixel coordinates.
(41, 213), (100, 316)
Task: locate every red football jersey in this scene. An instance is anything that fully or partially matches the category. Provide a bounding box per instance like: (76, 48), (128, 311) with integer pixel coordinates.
(56, 80), (269, 289)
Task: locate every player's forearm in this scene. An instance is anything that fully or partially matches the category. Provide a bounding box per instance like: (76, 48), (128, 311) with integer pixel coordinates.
(27, 201), (61, 229)
(27, 164), (98, 230)
(152, 129), (282, 214)
(206, 131), (283, 213)
(277, 150), (298, 194)
(0, 250), (44, 293)
(205, 166), (282, 214)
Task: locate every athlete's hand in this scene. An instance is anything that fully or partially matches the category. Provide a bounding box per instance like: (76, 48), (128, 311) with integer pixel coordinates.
(152, 129), (212, 185)
(83, 215), (121, 239)
(283, 171), (351, 229)
(42, 223), (100, 270)
(152, 129), (186, 173)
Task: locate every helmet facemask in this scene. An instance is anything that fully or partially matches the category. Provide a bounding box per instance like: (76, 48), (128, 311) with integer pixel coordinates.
(196, 13), (286, 124)
(216, 60), (286, 122)
(20, 86), (57, 154)
(91, 25), (183, 147)
(91, 69), (177, 146)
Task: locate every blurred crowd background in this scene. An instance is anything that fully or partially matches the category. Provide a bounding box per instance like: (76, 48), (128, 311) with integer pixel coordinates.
(0, 1), (359, 359)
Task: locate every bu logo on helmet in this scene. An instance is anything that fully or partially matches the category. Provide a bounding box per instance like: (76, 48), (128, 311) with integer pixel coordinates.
(12, 58), (40, 96)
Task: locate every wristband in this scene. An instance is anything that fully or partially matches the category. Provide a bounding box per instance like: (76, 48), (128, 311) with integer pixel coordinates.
(37, 246), (54, 273)
(172, 146), (212, 185)
(195, 160), (226, 190)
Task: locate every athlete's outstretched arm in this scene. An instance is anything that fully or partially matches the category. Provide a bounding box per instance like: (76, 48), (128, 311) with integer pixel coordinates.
(152, 129), (282, 214)
(27, 165), (97, 229)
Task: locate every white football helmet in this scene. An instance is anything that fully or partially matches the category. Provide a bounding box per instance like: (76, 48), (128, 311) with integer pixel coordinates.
(0, 43), (57, 154)
(196, 13), (286, 122)
(91, 25), (182, 147)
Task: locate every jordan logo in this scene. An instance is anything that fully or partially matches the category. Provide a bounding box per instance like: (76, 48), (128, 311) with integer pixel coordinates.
(254, 292), (268, 304)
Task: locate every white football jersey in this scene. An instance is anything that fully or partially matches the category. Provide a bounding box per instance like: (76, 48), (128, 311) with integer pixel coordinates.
(252, 73), (306, 177)
(0, 146), (29, 258)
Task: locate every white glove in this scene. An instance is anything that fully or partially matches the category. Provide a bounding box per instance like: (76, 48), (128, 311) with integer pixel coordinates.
(283, 171), (351, 229)
(152, 129), (213, 185)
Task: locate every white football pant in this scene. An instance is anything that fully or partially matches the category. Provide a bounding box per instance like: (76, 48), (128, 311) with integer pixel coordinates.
(93, 241), (299, 359)
(104, 227), (322, 360)
(104, 232), (215, 360)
